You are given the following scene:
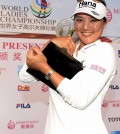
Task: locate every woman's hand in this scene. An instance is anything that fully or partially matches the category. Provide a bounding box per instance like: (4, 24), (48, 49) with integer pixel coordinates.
(26, 46), (50, 74)
(50, 36), (76, 55)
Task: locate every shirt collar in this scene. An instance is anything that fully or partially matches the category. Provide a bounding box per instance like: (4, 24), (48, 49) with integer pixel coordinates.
(77, 39), (101, 53)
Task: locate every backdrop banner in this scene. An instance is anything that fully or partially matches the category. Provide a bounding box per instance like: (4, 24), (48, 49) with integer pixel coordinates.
(0, 0), (120, 134)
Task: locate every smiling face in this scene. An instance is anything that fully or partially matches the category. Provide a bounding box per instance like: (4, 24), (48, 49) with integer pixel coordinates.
(74, 13), (106, 46)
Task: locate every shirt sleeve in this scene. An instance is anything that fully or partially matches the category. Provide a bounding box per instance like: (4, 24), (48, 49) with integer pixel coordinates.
(18, 62), (37, 83)
(57, 43), (116, 109)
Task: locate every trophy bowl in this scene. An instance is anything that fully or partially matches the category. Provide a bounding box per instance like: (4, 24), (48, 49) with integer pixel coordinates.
(55, 18), (75, 37)
(55, 18), (79, 42)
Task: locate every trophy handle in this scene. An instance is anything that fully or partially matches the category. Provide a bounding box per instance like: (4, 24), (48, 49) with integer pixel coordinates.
(67, 27), (75, 36)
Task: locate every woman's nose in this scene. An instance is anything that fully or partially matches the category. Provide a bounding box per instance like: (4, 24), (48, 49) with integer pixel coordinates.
(82, 21), (90, 30)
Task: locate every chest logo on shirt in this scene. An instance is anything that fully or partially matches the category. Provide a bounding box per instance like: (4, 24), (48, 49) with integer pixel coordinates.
(90, 64), (106, 74)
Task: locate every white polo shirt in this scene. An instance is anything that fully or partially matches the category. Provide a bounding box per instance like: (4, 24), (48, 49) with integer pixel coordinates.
(19, 39), (116, 134)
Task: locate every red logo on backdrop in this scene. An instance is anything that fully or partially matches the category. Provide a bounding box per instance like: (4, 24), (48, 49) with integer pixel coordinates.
(7, 120), (39, 130)
(18, 85), (30, 91)
(107, 9), (112, 23)
(42, 84), (49, 92)
(8, 120), (15, 130)
(102, 100), (120, 108)
(102, 100), (108, 108)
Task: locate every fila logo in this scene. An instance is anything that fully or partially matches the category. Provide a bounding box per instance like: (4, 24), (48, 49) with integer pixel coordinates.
(16, 103), (31, 108)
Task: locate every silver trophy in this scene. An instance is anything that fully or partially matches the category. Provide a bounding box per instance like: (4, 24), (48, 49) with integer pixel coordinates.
(56, 18), (79, 42)
(56, 18), (75, 37)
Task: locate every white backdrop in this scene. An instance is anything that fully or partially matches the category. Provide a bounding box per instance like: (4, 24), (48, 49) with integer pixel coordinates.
(0, 0), (120, 134)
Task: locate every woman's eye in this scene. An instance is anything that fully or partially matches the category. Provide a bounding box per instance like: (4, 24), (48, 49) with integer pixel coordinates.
(75, 18), (83, 22)
(90, 18), (98, 22)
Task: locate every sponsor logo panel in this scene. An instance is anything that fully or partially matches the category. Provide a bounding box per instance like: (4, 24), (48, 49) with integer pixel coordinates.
(7, 120), (39, 130)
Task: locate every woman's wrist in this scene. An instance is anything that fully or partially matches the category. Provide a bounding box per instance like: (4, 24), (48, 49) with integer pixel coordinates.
(42, 64), (53, 75)
(45, 69), (55, 80)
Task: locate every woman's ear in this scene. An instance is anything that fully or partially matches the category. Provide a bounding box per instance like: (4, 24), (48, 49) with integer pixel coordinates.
(104, 21), (107, 28)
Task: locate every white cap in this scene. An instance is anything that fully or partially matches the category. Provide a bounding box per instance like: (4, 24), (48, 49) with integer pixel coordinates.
(72, 0), (107, 20)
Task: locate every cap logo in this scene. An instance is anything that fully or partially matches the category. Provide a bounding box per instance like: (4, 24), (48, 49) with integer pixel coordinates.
(79, 1), (96, 9)
(91, 11), (99, 16)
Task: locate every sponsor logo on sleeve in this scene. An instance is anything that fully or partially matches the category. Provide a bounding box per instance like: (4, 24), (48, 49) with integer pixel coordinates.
(90, 64), (106, 74)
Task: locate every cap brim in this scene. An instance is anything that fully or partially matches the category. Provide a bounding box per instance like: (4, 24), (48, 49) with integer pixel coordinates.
(71, 8), (104, 20)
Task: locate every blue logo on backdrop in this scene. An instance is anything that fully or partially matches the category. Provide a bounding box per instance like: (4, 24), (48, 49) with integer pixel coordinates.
(109, 85), (119, 90)
(111, 131), (120, 134)
(16, 103), (31, 109)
